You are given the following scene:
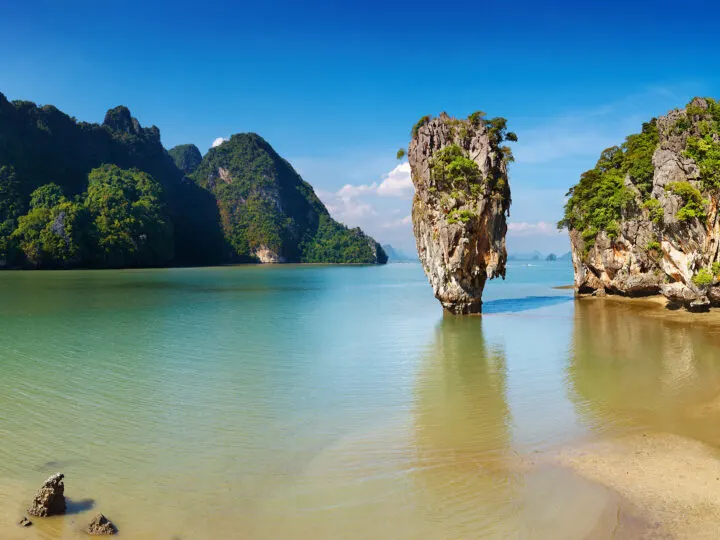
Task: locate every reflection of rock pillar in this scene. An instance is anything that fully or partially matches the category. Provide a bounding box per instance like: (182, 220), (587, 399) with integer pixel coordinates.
(567, 301), (716, 434)
(412, 317), (512, 507)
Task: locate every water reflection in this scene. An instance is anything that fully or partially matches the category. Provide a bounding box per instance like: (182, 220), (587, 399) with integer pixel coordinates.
(568, 300), (720, 446)
(410, 315), (622, 539)
(411, 316), (517, 535)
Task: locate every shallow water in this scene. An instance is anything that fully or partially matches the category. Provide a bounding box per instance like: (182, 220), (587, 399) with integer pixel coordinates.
(1, 262), (720, 538)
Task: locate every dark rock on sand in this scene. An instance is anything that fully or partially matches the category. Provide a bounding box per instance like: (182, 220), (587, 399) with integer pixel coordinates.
(87, 513), (118, 536)
(27, 473), (66, 517)
(17, 516), (32, 527)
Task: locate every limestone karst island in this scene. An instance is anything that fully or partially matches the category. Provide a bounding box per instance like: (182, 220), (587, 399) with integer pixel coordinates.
(560, 97), (720, 311)
(406, 112), (514, 314)
(4, 1), (720, 539)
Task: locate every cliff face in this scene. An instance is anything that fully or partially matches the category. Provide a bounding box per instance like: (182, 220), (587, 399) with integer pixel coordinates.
(191, 133), (387, 264)
(408, 113), (514, 313)
(562, 97), (720, 310)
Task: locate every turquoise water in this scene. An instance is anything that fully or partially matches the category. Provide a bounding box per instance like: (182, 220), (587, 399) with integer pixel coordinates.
(2, 261), (719, 538)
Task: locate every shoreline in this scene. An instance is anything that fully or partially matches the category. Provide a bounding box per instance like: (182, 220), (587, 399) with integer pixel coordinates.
(576, 293), (720, 327)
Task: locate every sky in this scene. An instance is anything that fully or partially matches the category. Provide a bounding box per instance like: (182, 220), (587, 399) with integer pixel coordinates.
(2, 0), (720, 255)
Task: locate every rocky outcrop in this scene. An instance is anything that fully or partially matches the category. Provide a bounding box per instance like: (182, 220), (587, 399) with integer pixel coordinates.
(168, 144), (203, 175)
(564, 98), (720, 309)
(103, 106), (142, 136)
(87, 513), (118, 535)
(27, 473), (66, 517)
(408, 113), (515, 313)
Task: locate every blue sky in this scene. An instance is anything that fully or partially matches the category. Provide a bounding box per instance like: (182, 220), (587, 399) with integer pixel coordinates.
(2, 0), (720, 254)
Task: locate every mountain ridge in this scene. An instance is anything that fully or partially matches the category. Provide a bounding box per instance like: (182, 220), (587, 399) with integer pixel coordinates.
(0, 93), (386, 268)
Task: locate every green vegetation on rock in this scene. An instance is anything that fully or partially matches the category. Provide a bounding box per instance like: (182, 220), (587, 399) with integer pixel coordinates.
(666, 181), (707, 222)
(692, 268), (715, 288)
(191, 133), (386, 264)
(411, 115), (431, 138)
(559, 120), (658, 242)
(447, 208), (475, 224)
(642, 198), (664, 224)
(0, 93), (386, 268)
(0, 93), (224, 266)
(86, 165), (173, 267)
(683, 98), (720, 192)
(6, 165), (172, 269)
(168, 144), (203, 175)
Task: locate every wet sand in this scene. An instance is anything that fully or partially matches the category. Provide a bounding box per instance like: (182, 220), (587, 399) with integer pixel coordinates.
(541, 432), (720, 539)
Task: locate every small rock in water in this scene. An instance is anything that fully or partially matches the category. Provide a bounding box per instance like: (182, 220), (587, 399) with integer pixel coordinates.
(27, 472), (66, 517)
(87, 513), (118, 536)
(17, 516), (32, 527)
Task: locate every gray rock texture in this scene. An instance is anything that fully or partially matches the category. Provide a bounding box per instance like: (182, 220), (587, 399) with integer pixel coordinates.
(87, 513), (118, 536)
(409, 113), (513, 314)
(568, 98), (720, 309)
(27, 473), (66, 517)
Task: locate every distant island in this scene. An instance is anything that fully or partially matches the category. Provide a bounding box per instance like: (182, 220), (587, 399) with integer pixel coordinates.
(507, 251), (570, 262)
(0, 93), (386, 269)
(382, 244), (418, 263)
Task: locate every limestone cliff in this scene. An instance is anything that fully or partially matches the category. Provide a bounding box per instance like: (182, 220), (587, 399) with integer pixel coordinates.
(561, 98), (720, 310)
(191, 133), (387, 264)
(408, 113), (515, 313)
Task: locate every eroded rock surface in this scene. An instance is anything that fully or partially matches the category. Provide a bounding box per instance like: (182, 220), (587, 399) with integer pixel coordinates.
(408, 112), (515, 313)
(27, 473), (66, 517)
(563, 98), (720, 309)
(87, 513), (118, 536)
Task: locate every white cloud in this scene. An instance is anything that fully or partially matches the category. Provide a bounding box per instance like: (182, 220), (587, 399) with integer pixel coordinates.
(316, 189), (376, 221)
(329, 162), (414, 203)
(381, 215), (412, 229)
(377, 162), (413, 197)
(507, 221), (564, 238)
(315, 162), (415, 229)
(337, 182), (378, 200)
(212, 137), (228, 148)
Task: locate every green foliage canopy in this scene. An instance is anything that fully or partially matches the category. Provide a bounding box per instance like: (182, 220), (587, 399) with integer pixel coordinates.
(559, 120), (658, 250)
(86, 165), (173, 267)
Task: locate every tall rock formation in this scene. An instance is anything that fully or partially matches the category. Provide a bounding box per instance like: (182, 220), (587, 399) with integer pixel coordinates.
(408, 113), (515, 313)
(560, 97), (720, 310)
(27, 473), (66, 517)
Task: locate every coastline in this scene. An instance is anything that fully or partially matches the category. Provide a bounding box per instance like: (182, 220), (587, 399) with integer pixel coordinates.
(576, 293), (720, 327)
